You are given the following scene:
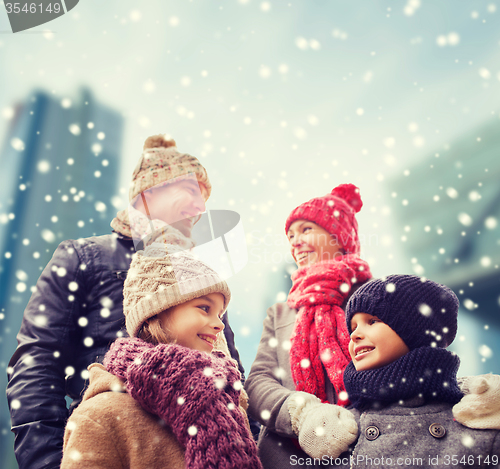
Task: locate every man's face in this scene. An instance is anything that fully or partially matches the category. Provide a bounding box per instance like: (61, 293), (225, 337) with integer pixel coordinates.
(138, 175), (207, 237)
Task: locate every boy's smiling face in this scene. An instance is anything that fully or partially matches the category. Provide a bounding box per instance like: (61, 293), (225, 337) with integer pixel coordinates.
(349, 312), (410, 371)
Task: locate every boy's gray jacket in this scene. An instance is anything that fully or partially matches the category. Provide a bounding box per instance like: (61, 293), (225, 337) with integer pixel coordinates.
(349, 398), (500, 469)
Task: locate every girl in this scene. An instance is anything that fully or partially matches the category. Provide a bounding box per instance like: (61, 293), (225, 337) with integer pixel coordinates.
(61, 244), (262, 469)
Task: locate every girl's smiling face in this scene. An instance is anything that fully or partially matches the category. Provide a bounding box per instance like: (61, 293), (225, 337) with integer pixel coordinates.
(287, 219), (343, 267)
(348, 313), (410, 371)
(158, 293), (225, 353)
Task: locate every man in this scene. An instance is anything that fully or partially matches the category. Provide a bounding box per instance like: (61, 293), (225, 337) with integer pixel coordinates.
(7, 134), (249, 469)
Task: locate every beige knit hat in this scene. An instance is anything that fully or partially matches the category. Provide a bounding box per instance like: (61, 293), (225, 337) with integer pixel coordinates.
(124, 243), (231, 338)
(128, 134), (212, 203)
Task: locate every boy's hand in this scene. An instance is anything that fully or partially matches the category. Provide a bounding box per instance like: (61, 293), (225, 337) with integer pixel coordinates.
(288, 392), (358, 459)
(453, 373), (500, 429)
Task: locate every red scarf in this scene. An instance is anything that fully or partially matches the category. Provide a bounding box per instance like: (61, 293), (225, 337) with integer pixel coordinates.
(287, 254), (372, 406)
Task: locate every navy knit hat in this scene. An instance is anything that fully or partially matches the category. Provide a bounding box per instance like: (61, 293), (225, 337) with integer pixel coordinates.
(345, 274), (459, 350)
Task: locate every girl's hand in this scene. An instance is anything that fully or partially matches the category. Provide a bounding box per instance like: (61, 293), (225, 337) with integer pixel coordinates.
(453, 373), (500, 429)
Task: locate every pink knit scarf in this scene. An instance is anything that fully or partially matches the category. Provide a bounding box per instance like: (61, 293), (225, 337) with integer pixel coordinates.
(104, 338), (262, 469)
(287, 254), (372, 406)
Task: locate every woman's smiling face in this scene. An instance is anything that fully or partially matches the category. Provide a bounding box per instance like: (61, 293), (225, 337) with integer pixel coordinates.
(287, 220), (343, 267)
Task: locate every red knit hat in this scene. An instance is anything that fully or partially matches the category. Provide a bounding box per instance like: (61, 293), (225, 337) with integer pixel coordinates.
(285, 183), (363, 255)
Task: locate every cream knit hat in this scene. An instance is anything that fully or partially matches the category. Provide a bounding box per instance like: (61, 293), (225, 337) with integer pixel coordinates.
(124, 243), (231, 338)
(128, 134), (212, 203)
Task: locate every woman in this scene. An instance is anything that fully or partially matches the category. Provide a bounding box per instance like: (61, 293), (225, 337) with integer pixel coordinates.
(245, 183), (500, 469)
(246, 184), (370, 468)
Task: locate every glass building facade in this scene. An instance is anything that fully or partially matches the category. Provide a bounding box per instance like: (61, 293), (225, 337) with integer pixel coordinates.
(389, 118), (500, 377)
(0, 89), (122, 468)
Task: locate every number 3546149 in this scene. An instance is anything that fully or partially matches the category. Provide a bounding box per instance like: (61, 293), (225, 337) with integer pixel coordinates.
(5, 3), (62, 14)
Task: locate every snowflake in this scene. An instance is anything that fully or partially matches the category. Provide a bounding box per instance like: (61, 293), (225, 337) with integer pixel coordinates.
(260, 410), (271, 420)
(68, 124), (81, 136)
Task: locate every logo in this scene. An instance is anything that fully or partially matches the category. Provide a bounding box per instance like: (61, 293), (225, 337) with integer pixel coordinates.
(4, 0), (79, 33)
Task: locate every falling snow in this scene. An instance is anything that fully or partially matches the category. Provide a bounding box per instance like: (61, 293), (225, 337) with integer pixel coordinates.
(1, 7), (500, 467)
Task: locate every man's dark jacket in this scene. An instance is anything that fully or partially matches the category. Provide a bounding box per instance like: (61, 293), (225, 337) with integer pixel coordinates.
(7, 233), (250, 469)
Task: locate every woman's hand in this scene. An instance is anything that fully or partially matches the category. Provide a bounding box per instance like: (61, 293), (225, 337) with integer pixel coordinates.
(288, 391), (358, 459)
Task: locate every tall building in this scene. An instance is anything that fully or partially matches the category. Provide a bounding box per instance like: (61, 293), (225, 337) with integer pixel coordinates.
(0, 88), (122, 468)
(389, 118), (500, 376)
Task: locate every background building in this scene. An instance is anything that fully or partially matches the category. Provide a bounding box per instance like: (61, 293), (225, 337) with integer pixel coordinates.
(0, 88), (122, 468)
(2, 1), (500, 466)
(389, 118), (500, 375)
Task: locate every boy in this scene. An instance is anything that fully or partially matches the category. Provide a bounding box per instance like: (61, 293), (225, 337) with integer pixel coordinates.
(343, 274), (500, 469)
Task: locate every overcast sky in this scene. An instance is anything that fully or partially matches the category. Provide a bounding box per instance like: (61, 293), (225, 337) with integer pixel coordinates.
(1, 0), (499, 371)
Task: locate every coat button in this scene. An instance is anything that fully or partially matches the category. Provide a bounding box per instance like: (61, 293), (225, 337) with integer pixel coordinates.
(429, 423), (446, 438)
(365, 426), (380, 440)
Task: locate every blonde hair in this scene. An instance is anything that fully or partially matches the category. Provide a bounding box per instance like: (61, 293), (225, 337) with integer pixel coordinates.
(137, 314), (175, 345)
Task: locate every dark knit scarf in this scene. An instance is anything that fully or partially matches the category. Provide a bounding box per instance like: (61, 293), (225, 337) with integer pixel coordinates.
(103, 338), (262, 469)
(287, 254), (372, 406)
(343, 346), (463, 411)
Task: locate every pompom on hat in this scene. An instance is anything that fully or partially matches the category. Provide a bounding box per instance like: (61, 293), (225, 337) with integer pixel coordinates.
(124, 243), (231, 338)
(345, 274), (459, 350)
(128, 134), (212, 203)
(285, 183), (363, 255)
